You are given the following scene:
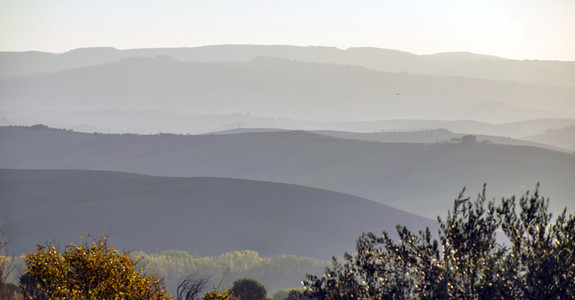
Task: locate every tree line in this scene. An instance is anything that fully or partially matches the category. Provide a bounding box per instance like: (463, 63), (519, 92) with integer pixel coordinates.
(1, 184), (574, 299)
(0, 236), (323, 299)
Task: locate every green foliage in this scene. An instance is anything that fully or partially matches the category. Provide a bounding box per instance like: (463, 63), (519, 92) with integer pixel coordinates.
(284, 290), (309, 300)
(272, 288), (304, 300)
(0, 229), (8, 286)
(3, 248), (324, 297)
(140, 250), (325, 294)
(271, 289), (290, 300)
(299, 185), (575, 299)
(20, 236), (173, 299)
(0, 229), (19, 300)
(231, 278), (267, 300)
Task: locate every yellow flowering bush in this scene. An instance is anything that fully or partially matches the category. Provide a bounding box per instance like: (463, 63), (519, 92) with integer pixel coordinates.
(21, 236), (173, 300)
(202, 289), (234, 300)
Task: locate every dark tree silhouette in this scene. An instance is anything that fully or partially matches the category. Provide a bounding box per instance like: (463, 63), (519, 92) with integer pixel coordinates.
(230, 278), (267, 300)
(177, 273), (210, 300)
(297, 185), (575, 299)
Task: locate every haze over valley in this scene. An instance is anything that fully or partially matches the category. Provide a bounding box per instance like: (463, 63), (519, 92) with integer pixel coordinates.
(2, 46), (574, 124)
(2, 44), (574, 255)
(2, 124), (574, 219)
(1, 2), (575, 296)
(0, 45), (575, 272)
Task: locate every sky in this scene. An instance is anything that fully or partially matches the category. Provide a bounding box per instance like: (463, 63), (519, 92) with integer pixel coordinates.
(1, 0), (574, 61)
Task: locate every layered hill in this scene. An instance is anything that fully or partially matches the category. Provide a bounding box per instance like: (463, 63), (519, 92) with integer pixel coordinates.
(211, 128), (569, 153)
(2, 110), (574, 139)
(0, 169), (433, 259)
(311, 130), (569, 152)
(1, 45), (574, 87)
(1, 126), (574, 218)
(524, 125), (575, 151)
(1, 56), (573, 122)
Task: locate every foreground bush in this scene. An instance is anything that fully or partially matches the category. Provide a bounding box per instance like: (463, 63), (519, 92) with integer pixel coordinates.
(298, 185), (575, 299)
(20, 236), (173, 299)
(231, 278), (267, 300)
(202, 289), (233, 300)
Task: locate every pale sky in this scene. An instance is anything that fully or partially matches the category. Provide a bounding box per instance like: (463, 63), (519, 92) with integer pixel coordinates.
(1, 0), (574, 61)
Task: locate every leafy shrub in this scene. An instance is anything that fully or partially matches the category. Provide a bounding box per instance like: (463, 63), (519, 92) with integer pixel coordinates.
(299, 185), (575, 299)
(20, 236), (173, 299)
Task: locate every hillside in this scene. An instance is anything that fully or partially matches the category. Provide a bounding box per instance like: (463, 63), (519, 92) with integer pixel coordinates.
(1, 126), (574, 218)
(1, 56), (573, 123)
(1, 45), (574, 87)
(2, 110), (574, 139)
(210, 128), (569, 153)
(311, 130), (569, 152)
(0, 169), (433, 259)
(524, 125), (575, 151)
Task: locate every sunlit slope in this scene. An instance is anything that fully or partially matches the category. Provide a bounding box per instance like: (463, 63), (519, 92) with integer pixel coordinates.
(1, 126), (574, 218)
(0, 169), (432, 258)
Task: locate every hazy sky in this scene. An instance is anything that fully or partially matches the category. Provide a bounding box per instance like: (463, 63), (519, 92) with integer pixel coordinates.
(1, 0), (574, 61)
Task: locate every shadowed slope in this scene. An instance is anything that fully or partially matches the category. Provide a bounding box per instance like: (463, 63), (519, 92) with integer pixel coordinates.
(1, 126), (574, 218)
(0, 169), (433, 259)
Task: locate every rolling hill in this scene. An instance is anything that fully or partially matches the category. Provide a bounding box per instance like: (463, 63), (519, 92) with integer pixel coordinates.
(1, 125), (574, 218)
(0, 169), (433, 259)
(1, 56), (573, 123)
(2, 45), (574, 87)
(311, 130), (570, 152)
(524, 125), (575, 151)
(2, 110), (574, 141)
(210, 127), (570, 153)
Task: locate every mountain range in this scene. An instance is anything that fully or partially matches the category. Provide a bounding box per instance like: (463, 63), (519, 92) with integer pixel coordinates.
(2, 45), (574, 87)
(1, 55), (573, 123)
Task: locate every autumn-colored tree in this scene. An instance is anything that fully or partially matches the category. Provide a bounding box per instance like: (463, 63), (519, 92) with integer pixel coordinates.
(20, 236), (173, 299)
(202, 288), (234, 300)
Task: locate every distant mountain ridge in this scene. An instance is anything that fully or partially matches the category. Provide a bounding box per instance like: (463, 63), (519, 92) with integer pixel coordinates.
(1, 55), (573, 123)
(1, 45), (573, 86)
